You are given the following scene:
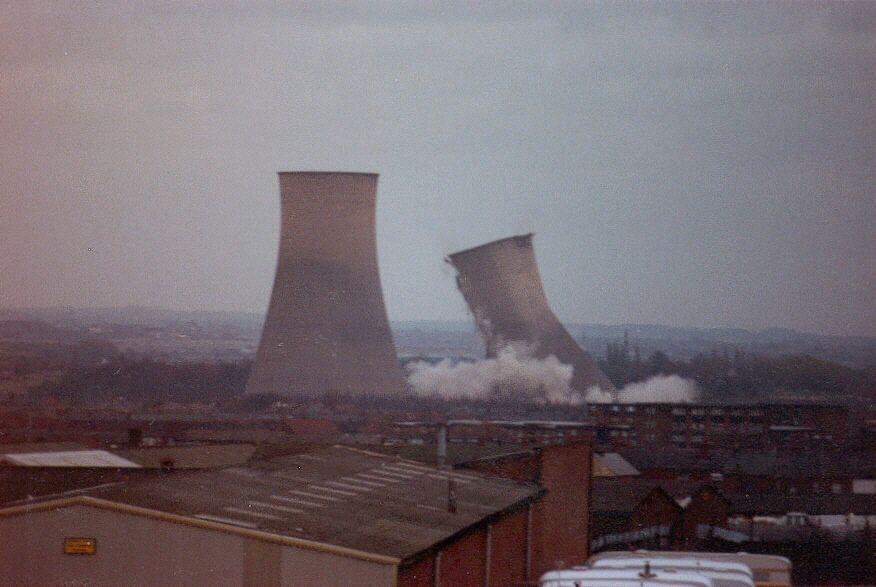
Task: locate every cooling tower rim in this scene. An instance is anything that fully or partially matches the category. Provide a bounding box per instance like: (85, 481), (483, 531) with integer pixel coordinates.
(277, 171), (379, 177)
(447, 232), (535, 262)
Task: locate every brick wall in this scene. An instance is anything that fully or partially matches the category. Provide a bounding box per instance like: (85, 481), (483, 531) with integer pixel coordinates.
(397, 508), (530, 587)
(461, 438), (593, 582)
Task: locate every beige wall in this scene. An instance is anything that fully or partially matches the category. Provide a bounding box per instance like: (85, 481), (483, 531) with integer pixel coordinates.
(280, 547), (397, 587)
(0, 505), (396, 587)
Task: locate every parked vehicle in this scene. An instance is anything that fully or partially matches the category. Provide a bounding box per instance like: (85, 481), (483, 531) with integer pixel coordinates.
(587, 551), (792, 587)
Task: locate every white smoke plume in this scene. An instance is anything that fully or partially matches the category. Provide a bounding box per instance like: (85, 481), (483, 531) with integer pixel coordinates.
(585, 374), (700, 404)
(407, 344), (700, 405)
(406, 343), (581, 405)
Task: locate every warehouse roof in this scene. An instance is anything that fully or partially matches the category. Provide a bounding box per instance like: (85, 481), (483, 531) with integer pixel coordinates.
(1, 450), (141, 468)
(82, 445), (541, 561)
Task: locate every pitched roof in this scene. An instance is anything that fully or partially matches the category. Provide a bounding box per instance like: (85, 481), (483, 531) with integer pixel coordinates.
(593, 453), (640, 477)
(78, 445), (542, 561)
(592, 478), (726, 513)
(591, 478), (681, 513)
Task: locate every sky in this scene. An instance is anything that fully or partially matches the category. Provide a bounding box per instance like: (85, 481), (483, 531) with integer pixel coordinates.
(1, 1), (874, 336)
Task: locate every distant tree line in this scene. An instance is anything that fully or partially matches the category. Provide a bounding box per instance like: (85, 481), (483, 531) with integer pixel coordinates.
(31, 355), (250, 406)
(599, 331), (875, 401)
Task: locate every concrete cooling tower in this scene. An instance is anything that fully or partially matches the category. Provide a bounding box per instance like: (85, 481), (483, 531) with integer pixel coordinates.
(245, 172), (406, 398)
(447, 234), (616, 395)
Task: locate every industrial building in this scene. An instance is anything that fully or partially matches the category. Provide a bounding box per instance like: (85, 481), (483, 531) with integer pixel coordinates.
(447, 233), (615, 395)
(245, 172), (406, 398)
(0, 445), (557, 586)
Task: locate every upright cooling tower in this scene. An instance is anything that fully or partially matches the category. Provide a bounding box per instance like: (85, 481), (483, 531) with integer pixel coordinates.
(447, 234), (615, 394)
(245, 172), (406, 398)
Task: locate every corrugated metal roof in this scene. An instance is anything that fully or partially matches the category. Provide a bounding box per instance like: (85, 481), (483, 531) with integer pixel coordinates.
(1, 450), (141, 468)
(87, 445), (541, 560)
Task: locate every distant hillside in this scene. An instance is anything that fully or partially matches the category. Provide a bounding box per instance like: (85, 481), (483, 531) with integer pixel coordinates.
(1, 308), (873, 369)
(0, 306), (263, 335)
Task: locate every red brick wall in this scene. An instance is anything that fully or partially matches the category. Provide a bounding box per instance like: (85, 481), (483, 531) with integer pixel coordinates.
(439, 526), (487, 587)
(489, 508), (528, 586)
(397, 555), (434, 587)
(461, 441), (593, 582)
(530, 442), (592, 579)
(397, 507), (530, 587)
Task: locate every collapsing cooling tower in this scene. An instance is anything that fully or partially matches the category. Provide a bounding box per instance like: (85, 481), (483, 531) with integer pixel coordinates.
(245, 172), (406, 398)
(447, 234), (616, 395)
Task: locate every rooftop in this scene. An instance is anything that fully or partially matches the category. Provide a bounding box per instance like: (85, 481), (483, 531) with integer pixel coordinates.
(593, 453), (640, 477)
(1, 450), (140, 468)
(81, 445), (542, 561)
(591, 478), (681, 513)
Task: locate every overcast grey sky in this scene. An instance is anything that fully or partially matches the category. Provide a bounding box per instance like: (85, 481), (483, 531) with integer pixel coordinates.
(1, 1), (874, 336)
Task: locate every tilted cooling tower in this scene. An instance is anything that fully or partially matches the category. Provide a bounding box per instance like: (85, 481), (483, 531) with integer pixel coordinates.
(447, 234), (615, 394)
(245, 172), (406, 397)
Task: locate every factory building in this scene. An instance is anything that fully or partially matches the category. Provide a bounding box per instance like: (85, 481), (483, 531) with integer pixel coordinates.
(245, 172), (406, 398)
(447, 233), (615, 395)
(0, 445), (551, 586)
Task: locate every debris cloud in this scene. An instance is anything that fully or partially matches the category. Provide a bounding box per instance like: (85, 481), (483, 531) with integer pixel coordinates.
(407, 348), (700, 405)
(406, 344), (580, 405)
(585, 374), (700, 404)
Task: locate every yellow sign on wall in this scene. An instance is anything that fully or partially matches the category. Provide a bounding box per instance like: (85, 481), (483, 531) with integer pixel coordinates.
(64, 537), (96, 555)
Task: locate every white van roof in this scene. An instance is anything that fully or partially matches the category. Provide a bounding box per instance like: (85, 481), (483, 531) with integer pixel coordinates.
(539, 568), (715, 587)
(589, 551), (790, 568)
(586, 560), (754, 587)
